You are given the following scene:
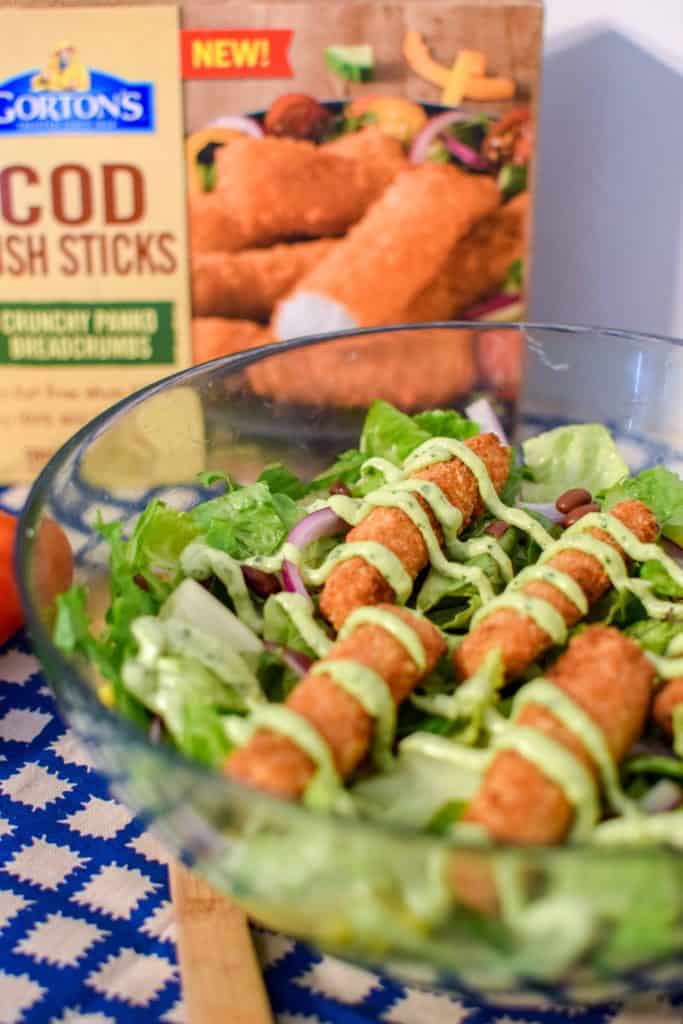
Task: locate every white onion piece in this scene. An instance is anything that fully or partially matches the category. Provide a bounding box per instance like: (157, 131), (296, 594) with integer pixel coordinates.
(640, 779), (683, 814)
(465, 398), (508, 444)
(206, 115), (264, 137)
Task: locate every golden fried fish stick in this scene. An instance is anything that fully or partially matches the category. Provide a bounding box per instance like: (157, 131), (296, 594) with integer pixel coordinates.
(653, 677), (683, 736)
(188, 191), (249, 254)
(320, 433), (510, 631)
(325, 125), (408, 195)
(192, 318), (271, 365)
(273, 164), (500, 340)
(191, 239), (337, 321)
(402, 192), (528, 322)
(214, 136), (395, 247)
(246, 327), (478, 410)
(454, 500), (658, 681)
(464, 626), (654, 845)
(226, 606), (445, 800)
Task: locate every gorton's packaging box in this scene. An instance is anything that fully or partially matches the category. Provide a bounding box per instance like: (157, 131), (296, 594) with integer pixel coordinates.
(0, 0), (542, 481)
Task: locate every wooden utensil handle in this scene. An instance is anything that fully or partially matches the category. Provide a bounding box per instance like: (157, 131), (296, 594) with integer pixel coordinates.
(169, 860), (274, 1024)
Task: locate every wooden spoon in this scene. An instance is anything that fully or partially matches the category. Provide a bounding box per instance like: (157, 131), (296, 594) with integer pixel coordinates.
(169, 860), (274, 1024)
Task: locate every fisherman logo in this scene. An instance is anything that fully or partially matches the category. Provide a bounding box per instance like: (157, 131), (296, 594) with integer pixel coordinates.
(0, 41), (154, 134)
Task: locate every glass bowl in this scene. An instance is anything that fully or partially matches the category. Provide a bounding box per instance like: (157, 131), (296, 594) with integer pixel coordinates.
(17, 324), (683, 1004)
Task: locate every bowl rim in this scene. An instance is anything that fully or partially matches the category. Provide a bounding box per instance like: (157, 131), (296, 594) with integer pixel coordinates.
(15, 320), (683, 861)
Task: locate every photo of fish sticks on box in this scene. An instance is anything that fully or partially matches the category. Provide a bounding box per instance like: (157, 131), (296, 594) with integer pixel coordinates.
(185, 29), (538, 410)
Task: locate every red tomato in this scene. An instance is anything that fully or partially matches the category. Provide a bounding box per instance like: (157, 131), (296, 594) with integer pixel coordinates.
(0, 510), (74, 645)
(0, 511), (23, 644)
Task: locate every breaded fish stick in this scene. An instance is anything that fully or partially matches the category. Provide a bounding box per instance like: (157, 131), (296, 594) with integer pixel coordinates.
(188, 192), (249, 254)
(325, 125), (408, 195)
(464, 626), (654, 845)
(214, 136), (400, 248)
(320, 433), (510, 630)
(191, 239), (336, 321)
(454, 500), (658, 681)
(273, 164), (500, 339)
(653, 677), (683, 736)
(246, 327), (478, 410)
(226, 606), (445, 799)
(402, 193), (528, 323)
(192, 318), (271, 364)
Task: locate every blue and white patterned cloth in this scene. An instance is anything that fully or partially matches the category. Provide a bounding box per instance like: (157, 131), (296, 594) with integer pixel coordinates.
(1, 483), (682, 1024)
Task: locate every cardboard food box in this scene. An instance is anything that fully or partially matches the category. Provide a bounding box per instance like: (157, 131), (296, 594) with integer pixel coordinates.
(0, 0), (543, 481)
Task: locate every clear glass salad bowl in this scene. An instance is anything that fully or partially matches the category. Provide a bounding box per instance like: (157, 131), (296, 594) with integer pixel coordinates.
(17, 324), (683, 1004)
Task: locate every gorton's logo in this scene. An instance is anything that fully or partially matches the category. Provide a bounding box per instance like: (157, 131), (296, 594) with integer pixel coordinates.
(0, 41), (155, 134)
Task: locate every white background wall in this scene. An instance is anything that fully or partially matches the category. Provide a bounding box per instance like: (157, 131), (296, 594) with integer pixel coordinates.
(530, 0), (683, 336)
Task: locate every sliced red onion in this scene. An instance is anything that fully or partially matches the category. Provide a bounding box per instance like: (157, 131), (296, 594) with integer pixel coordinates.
(663, 539), (683, 569)
(462, 292), (523, 322)
(465, 398), (508, 444)
(288, 507), (348, 548)
(516, 501), (565, 525)
(283, 507), (349, 602)
(443, 134), (492, 171)
(264, 641), (313, 678)
(206, 115), (264, 138)
(282, 559), (310, 601)
(640, 779), (683, 814)
(410, 110), (480, 164)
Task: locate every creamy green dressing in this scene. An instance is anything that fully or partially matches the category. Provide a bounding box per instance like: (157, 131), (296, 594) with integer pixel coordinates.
(338, 607), (426, 670)
(492, 724), (600, 840)
(268, 593), (332, 658)
(181, 542), (263, 633)
(304, 541), (413, 603)
(405, 438), (555, 549)
(471, 593), (568, 645)
(311, 660), (396, 768)
(512, 679), (637, 817)
(592, 810), (683, 848)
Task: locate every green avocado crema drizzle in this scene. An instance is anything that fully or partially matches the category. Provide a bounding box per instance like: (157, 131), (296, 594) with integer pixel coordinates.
(228, 609), (426, 805)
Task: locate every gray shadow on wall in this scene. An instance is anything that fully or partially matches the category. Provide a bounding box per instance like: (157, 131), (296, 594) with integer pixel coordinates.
(529, 27), (683, 335)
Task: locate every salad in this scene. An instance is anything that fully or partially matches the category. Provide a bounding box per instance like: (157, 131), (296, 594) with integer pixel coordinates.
(54, 400), (683, 862)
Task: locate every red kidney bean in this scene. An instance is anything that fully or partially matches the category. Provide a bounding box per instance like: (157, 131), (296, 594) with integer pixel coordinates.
(562, 502), (600, 528)
(486, 520), (509, 539)
(555, 488), (592, 514)
(330, 480), (351, 497)
(242, 565), (281, 597)
(133, 573), (149, 591)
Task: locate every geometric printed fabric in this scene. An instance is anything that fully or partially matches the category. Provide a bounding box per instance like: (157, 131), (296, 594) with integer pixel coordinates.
(1, 482), (682, 1024)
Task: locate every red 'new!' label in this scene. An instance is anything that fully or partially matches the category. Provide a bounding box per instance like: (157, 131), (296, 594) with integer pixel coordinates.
(180, 29), (293, 79)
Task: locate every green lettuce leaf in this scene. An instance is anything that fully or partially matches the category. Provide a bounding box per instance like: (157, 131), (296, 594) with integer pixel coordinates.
(626, 618), (683, 655)
(521, 424), (629, 502)
(412, 408), (479, 442)
(173, 704), (235, 767)
(360, 400), (479, 466)
(257, 462), (308, 500)
(599, 466), (683, 545)
(53, 586), (150, 726)
(640, 559), (683, 598)
(308, 449), (367, 493)
(125, 500), (199, 599)
(191, 483), (301, 559)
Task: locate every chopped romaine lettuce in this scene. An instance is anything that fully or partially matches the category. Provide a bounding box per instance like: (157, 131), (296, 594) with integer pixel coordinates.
(498, 162), (527, 200)
(190, 482), (301, 559)
(521, 424), (629, 502)
(308, 449), (367, 493)
(626, 617), (683, 655)
(174, 704), (235, 767)
(640, 559), (683, 599)
(599, 466), (683, 545)
(257, 462), (308, 500)
(360, 400), (479, 467)
(262, 593), (322, 659)
(124, 500), (199, 599)
(502, 257), (523, 295)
